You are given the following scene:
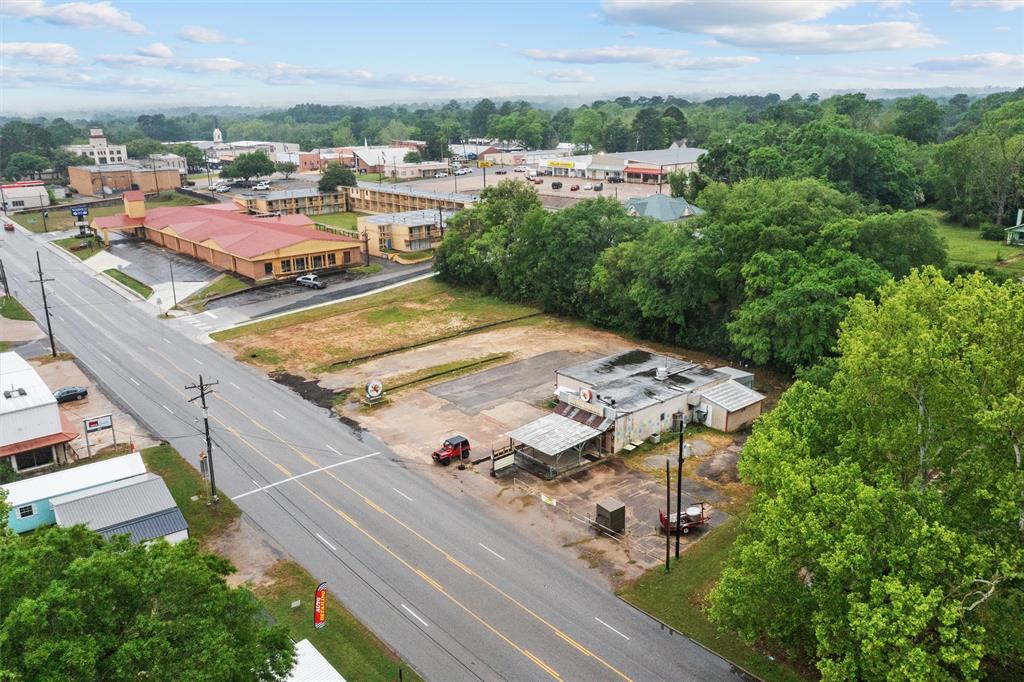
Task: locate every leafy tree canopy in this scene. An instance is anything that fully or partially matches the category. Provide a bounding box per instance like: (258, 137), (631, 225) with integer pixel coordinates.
(222, 151), (275, 181)
(318, 161), (356, 192)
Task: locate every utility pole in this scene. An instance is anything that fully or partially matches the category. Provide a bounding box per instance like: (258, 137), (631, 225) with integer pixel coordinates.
(168, 256), (178, 307)
(30, 252), (57, 357)
(42, 210), (49, 232)
(186, 375), (220, 503)
(0, 258), (9, 297)
(675, 412), (689, 558)
(665, 458), (671, 572)
(362, 228), (370, 266)
(482, 164), (487, 189)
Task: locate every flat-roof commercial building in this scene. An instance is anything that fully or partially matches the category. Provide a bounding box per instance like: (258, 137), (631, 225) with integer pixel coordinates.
(543, 145), (706, 184)
(358, 209), (451, 257)
(234, 187), (346, 216)
(0, 352), (79, 478)
(145, 153), (188, 174)
(61, 128), (126, 166)
(346, 181), (477, 214)
(68, 163), (182, 197)
(93, 192), (361, 281)
(1, 180), (50, 211)
(505, 349), (763, 479)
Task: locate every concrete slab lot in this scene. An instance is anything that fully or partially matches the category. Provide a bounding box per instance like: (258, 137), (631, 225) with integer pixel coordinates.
(426, 350), (589, 415)
(108, 238), (220, 286)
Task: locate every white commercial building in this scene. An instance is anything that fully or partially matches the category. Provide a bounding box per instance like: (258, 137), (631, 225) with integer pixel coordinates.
(62, 128), (127, 165)
(0, 352), (77, 474)
(1, 180), (50, 211)
(145, 153), (188, 174)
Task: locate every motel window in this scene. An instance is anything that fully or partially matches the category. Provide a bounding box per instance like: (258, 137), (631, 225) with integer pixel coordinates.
(294, 257), (307, 271)
(343, 251), (352, 264)
(264, 262), (273, 276)
(327, 253), (337, 266)
(312, 255), (324, 269)
(17, 505), (34, 519)
(280, 259), (292, 273)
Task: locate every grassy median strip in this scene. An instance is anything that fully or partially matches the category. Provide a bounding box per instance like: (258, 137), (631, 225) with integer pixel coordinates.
(254, 561), (422, 682)
(619, 515), (808, 681)
(383, 352), (510, 394)
(0, 295), (34, 321)
(183, 273), (250, 304)
(54, 235), (106, 260)
(104, 268), (153, 299)
(143, 444), (421, 680)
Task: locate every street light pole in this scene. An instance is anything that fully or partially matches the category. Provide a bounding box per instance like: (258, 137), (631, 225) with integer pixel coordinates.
(168, 256), (178, 308)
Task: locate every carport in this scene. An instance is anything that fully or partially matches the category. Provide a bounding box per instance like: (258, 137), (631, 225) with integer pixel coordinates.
(506, 413), (606, 480)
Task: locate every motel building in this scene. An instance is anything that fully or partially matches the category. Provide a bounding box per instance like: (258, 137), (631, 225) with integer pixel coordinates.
(0, 352), (79, 476)
(92, 192), (362, 281)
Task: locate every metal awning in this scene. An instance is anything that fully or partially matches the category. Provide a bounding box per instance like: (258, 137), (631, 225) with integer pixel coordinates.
(624, 166), (662, 175)
(507, 413), (602, 457)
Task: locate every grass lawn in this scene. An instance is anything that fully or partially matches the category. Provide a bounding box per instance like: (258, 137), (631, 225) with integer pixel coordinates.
(17, 192), (204, 233)
(54, 235), (106, 260)
(930, 210), (1024, 276)
(0, 295), (33, 321)
(139, 444), (241, 545)
(104, 269), (154, 299)
(394, 249), (434, 262)
(356, 173), (405, 184)
(349, 263), (383, 275)
(620, 515), (809, 681)
(313, 211), (367, 231)
(253, 561), (422, 682)
(212, 279), (538, 374)
(183, 273), (250, 306)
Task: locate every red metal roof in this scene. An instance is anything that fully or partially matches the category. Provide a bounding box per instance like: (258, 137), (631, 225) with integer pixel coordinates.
(122, 190), (145, 201)
(92, 214), (145, 229)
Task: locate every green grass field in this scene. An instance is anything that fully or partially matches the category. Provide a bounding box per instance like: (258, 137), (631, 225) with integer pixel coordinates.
(183, 274), (250, 305)
(54, 235), (106, 260)
(104, 269), (153, 299)
(0, 295), (33, 321)
(17, 193), (204, 233)
(619, 515), (809, 681)
(930, 210), (1024, 276)
(313, 211), (367, 230)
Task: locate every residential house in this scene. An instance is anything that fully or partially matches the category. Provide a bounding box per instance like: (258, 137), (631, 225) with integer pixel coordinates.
(624, 193), (704, 222)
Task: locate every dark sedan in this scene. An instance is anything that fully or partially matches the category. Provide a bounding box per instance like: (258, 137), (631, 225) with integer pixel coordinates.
(53, 386), (88, 403)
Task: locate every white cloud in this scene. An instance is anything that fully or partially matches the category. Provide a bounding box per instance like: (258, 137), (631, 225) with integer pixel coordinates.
(137, 42), (173, 59)
(915, 52), (1024, 70)
(950, 0), (1024, 10)
(0, 41), (80, 65)
(532, 68), (596, 83)
(168, 57), (247, 74)
(600, 0), (941, 53)
(177, 25), (242, 44)
(0, 0), (144, 33)
(521, 45), (757, 69)
(995, 25), (1011, 30)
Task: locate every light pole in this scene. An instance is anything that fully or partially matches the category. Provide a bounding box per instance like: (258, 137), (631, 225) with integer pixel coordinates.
(674, 411), (691, 558)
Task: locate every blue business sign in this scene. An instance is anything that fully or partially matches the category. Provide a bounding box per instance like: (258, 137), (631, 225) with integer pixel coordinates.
(70, 206), (89, 217)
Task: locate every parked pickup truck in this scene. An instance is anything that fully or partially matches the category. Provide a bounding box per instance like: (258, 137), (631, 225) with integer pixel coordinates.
(432, 435), (471, 466)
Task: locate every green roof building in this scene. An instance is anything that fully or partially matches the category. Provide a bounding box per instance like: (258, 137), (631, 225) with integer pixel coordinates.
(624, 193), (704, 222)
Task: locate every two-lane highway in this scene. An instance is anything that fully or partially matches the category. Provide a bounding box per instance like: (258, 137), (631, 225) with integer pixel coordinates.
(1, 224), (747, 681)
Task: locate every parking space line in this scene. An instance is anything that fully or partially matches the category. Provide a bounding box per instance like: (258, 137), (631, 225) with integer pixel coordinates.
(273, 409), (286, 419)
(401, 603), (430, 628)
(194, 358), (203, 365)
(392, 487), (413, 502)
(129, 377), (140, 386)
(479, 543), (506, 561)
(595, 617), (630, 640)
(161, 404), (174, 414)
(230, 382), (241, 390)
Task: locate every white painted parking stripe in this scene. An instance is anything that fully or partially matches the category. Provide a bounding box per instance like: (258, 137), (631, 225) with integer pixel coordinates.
(595, 617), (630, 640)
(161, 404), (174, 414)
(129, 377), (140, 386)
(163, 338), (171, 344)
(479, 543), (506, 561)
(194, 358), (203, 365)
(392, 488), (413, 502)
(204, 310), (218, 319)
(230, 452), (380, 500)
(273, 409), (286, 419)
(315, 533), (337, 551)
(230, 382), (241, 390)
(102, 353), (111, 362)
(401, 604), (429, 628)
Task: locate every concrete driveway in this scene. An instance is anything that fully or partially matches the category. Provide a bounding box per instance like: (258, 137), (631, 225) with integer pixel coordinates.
(108, 238), (220, 286)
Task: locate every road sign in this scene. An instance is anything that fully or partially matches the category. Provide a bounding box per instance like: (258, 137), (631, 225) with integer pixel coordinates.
(365, 378), (384, 400)
(70, 206), (89, 217)
(84, 414), (113, 433)
(313, 582), (328, 629)
(477, 161), (493, 168)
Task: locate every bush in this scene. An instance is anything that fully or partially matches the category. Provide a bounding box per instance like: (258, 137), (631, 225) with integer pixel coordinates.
(979, 222), (1005, 241)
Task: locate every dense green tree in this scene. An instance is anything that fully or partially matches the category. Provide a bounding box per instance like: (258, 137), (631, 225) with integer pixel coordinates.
(632, 108), (663, 150)
(667, 170), (688, 198)
(0, 121), (54, 161)
(571, 108), (604, 152)
(4, 151), (49, 180)
(841, 211), (948, 278)
(171, 143), (205, 171)
(125, 137), (165, 158)
(0, 513), (295, 681)
(222, 151), (275, 181)
(45, 118), (82, 146)
(274, 161), (297, 178)
(884, 94), (944, 144)
(403, 150), (422, 163)
(710, 269), (1024, 679)
(822, 93), (881, 130)
(318, 162), (356, 192)
(378, 119), (413, 143)
(602, 120), (632, 153)
(331, 121), (356, 146)
(469, 98), (497, 136)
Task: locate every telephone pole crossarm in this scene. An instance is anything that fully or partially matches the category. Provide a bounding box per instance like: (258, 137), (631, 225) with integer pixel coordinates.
(185, 375), (220, 503)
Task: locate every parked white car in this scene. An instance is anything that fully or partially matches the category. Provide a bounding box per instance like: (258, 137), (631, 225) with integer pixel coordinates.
(253, 182), (271, 191)
(513, 165), (528, 173)
(583, 183), (594, 190)
(454, 168), (473, 176)
(215, 185), (231, 193)
(434, 172), (449, 178)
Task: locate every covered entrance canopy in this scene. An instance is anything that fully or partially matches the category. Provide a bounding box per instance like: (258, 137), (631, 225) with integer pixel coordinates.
(507, 413), (607, 479)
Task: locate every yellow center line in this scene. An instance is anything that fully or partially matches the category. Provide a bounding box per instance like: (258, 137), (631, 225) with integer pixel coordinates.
(140, 345), (562, 680)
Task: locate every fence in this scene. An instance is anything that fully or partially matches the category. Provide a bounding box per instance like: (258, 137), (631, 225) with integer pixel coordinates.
(313, 221), (359, 239)
(510, 476), (662, 563)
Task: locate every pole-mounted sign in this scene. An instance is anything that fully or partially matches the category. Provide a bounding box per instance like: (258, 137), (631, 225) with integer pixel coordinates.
(313, 581), (328, 629)
(70, 206), (89, 217)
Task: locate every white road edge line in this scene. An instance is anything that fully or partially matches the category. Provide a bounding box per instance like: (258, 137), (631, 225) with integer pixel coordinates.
(315, 533), (337, 552)
(392, 487), (413, 502)
(194, 358), (203, 365)
(479, 543), (506, 561)
(129, 377), (140, 386)
(230, 382), (241, 390)
(401, 604), (429, 628)
(161, 404), (174, 414)
(230, 452), (380, 500)
(102, 353), (111, 362)
(204, 310), (218, 319)
(595, 617), (630, 640)
(273, 409), (286, 419)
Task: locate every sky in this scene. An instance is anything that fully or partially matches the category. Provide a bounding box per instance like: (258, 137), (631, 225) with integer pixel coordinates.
(0, 0), (1022, 115)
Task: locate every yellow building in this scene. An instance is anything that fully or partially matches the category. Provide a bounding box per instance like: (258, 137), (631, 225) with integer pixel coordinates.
(358, 210), (450, 257)
(233, 188), (346, 216)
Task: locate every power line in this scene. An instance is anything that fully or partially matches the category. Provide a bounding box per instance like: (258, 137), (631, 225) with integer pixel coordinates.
(185, 375), (219, 503)
(28, 251), (57, 357)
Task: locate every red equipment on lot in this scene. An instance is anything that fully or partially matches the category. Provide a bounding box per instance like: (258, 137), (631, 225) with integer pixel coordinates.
(659, 502), (710, 535)
(3, 222), (14, 232)
(432, 435), (471, 466)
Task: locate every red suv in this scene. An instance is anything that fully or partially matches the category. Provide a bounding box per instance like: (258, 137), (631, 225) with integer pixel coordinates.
(432, 435), (471, 465)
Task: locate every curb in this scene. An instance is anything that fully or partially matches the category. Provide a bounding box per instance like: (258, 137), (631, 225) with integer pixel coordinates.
(614, 595), (765, 682)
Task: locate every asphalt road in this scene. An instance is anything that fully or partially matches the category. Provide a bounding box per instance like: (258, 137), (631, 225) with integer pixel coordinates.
(2, 222), (747, 682)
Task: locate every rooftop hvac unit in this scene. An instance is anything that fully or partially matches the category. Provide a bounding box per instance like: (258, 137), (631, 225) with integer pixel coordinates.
(655, 366), (668, 381)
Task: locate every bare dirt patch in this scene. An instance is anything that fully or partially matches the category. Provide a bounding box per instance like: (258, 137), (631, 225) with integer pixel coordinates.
(206, 517), (285, 588)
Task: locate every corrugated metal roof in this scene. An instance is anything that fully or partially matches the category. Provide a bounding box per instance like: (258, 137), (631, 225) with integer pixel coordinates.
(288, 640), (346, 682)
(98, 508), (188, 544)
(52, 472), (176, 529)
(507, 413), (601, 457)
(2, 453), (145, 506)
(697, 380), (765, 412)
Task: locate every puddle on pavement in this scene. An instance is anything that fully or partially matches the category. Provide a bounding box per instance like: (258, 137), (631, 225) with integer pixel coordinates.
(270, 371), (362, 440)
